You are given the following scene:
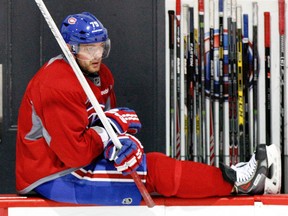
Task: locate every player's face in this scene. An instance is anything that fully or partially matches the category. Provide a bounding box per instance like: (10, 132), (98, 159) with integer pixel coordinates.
(76, 42), (104, 73)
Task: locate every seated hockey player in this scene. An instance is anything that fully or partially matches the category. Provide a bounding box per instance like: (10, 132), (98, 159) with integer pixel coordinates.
(15, 12), (281, 206)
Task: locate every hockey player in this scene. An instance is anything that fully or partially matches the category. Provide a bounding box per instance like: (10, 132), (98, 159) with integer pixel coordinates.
(15, 12), (281, 206)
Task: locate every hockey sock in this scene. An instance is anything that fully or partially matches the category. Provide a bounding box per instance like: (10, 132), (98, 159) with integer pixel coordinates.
(146, 152), (233, 198)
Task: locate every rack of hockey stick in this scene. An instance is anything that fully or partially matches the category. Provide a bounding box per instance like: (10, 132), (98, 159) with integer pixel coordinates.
(165, 0), (288, 192)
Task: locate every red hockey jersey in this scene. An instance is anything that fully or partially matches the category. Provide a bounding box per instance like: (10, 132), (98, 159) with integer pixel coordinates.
(16, 55), (116, 194)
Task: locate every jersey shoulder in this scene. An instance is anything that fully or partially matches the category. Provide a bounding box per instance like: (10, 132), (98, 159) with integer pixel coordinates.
(36, 56), (83, 93)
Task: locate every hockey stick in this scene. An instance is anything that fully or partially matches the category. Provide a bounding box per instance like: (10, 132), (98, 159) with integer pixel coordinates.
(168, 10), (176, 158)
(236, 5), (244, 163)
(209, 0), (215, 104)
(175, 0), (181, 160)
(246, 15), (254, 159)
(213, 0), (220, 167)
(208, 0), (215, 166)
(278, 0), (287, 193)
(279, 0), (285, 149)
(264, 12), (271, 146)
(204, 0), (213, 165)
(231, 0), (238, 165)
(242, 14), (250, 160)
(228, 0), (238, 165)
(227, 0), (234, 165)
(252, 2), (259, 154)
(218, 0), (224, 165)
(34, 0), (155, 207)
(194, 7), (201, 162)
(182, 4), (189, 160)
(223, 0), (230, 165)
(199, 0), (205, 162)
(187, 7), (195, 161)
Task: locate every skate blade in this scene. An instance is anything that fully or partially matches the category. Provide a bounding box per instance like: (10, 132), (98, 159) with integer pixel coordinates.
(264, 144), (281, 194)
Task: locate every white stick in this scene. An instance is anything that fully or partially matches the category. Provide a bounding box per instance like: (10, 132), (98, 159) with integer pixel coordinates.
(34, 0), (155, 207)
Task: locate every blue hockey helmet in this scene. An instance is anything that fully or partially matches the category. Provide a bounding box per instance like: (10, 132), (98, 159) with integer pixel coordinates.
(60, 12), (110, 58)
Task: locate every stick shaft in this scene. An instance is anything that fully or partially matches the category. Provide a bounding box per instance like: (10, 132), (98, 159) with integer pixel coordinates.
(187, 7), (195, 160)
(168, 10), (176, 158)
(279, 0), (287, 193)
(242, 14), (249, 160)
(279, 0), (285, 149)
(252, 2), (259, 153)
(236, 5), (244, 163)
(199, 0), (206, 162)
(231, 0), (238, 164)
(264, 12), (271, 145)
(223, 0), (230, 165)
(175, 0), (181, 160)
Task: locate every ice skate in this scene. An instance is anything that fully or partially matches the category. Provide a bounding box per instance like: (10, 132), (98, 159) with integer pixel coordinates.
(220, 144), (281, 195)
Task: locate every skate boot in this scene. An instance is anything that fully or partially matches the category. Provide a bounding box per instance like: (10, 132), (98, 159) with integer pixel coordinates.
(263, 144), (281, 194)
(220, 144), (281, 195)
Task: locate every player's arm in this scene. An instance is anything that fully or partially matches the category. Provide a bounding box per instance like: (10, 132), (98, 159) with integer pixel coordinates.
(41, 88), (106, 168)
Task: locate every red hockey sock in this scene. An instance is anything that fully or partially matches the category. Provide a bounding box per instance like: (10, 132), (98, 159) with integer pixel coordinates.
(145, 152), (233, 198)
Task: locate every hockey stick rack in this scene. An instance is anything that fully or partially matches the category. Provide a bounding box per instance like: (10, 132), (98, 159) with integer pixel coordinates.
(165, 0), (288, 193)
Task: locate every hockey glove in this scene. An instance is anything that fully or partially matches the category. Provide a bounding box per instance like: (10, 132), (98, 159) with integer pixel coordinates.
(104, 134), (144, 175)
(94, 107), (142, 134)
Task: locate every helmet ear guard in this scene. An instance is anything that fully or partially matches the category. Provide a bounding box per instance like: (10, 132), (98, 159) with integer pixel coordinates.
(70, 44), (79, 55)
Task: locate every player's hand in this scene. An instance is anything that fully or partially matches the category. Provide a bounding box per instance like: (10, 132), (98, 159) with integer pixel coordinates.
(104, 134), (144, 175)
(94, 107), (142, 134)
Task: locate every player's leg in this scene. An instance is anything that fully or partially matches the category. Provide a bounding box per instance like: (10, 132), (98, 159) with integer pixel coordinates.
(145, 152), (233, 198)
(34, 156), (147, 205)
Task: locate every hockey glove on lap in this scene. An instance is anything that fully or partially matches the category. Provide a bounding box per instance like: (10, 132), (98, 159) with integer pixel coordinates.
(104, 134), (144, 175)
(94, 107), (142, 134)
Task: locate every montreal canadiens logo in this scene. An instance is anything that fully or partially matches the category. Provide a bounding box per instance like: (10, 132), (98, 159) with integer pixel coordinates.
(68, 17), (77, 24)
